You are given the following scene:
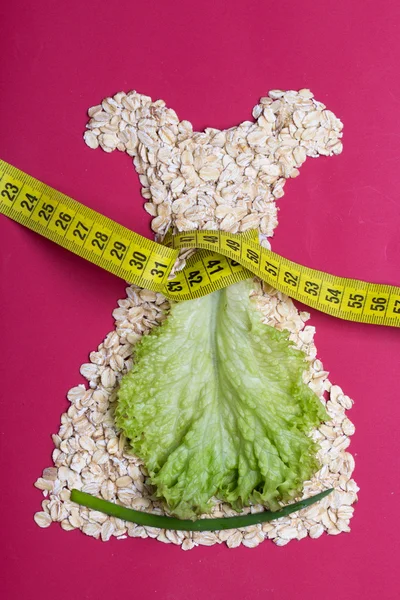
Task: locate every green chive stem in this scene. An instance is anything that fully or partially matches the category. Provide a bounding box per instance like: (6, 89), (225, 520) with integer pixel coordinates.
(70, 488), (333, 532)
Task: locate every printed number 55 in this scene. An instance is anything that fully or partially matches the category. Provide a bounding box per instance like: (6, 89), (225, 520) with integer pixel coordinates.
(347, 293), (364, 309)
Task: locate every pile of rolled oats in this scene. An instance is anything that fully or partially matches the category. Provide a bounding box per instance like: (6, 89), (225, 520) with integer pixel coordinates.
(34, 89), (357, 549)
(83, 88), (343, 242)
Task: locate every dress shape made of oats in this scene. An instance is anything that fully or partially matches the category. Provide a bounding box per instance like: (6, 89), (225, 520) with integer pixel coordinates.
(33, 89), (357, 547)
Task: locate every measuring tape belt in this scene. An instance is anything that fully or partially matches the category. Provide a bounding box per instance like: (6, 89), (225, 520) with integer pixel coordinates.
(1, 159), (399, 327)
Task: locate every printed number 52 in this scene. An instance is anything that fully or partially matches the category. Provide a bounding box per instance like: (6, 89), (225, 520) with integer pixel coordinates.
(284, 271), (298, 287)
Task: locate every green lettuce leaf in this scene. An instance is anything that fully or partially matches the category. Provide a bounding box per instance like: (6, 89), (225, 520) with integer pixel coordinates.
(116, 280), (327, 519)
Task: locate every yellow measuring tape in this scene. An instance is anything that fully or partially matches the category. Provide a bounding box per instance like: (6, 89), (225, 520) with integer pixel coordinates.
(1, 158), (399, 327)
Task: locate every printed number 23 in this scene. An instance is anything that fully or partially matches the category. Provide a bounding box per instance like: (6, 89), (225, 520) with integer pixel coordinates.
(1, 183), (19, 201)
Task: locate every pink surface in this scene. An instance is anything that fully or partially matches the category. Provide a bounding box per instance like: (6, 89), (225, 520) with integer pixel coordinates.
(1, 1), (400, 599)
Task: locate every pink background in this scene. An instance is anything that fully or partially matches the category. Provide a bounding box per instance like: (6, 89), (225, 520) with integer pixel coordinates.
(1, 1), (400, 599)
